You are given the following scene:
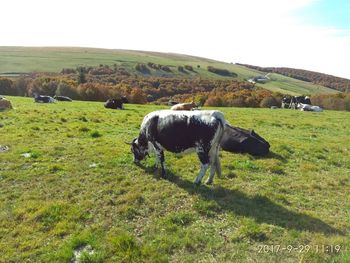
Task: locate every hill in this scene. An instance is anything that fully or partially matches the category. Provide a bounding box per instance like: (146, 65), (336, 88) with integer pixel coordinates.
(0, 46), (339, 95)
(0, 97), (349, 262)
(237, 63), (350, 92)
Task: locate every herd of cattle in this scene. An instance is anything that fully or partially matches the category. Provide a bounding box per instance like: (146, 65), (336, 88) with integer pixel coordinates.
(281, 95), (323, 112)
(2, 93), (323, 184)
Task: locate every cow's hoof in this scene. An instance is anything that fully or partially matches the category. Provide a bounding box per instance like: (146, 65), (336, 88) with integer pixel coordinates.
(205, 180), (213, 185)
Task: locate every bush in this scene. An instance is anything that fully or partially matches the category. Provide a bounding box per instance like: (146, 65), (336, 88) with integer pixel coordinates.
(312, 93), (350, 111)
(177, 66), (185, 73)
(260, 96), (279, 108)
(56, 81), (79, 99)
(161, 66), (171, 72)
(135, 64), (150, 74)
(130, 88), (147, 104)
(184, 65), (193, 71)
(207, 66), (237, 77)
(0, 78), (14, 95)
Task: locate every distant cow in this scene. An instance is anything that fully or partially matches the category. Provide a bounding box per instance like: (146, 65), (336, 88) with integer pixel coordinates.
(282, 96), (311, 109)
(54, 95), (72, 102)
(128, 110), (226, 185)
(171, 101), (197, 111)
(297, 103), (323, 112)
(104, 97), (126, 109)
(0, 97), (12, 110)
(34, 95), (55, 103)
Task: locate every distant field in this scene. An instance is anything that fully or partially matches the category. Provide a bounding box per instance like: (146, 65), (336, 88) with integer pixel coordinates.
(0, 97), (349, 262)
(0, 46), (339, 96)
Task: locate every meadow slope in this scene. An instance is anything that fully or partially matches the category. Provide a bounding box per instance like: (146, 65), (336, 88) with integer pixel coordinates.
(0, 46), (339, 96)
(0, 97), (349, 262)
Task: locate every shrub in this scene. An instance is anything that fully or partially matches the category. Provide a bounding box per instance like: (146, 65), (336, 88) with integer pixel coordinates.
(207, 66), (237, 77)
(177, 66), (185, 73)
(160, 66), (171, 72)
(0, 78), (14, 95)
(184, 65), (193, 71)
(56, 81), (79, 99)
(135, 64), (150, 74)
(260, 96), (279, 108)
(130, 88), (147, 104)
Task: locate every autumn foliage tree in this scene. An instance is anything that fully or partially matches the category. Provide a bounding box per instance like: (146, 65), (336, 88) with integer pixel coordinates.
(130, 88), (147, 104)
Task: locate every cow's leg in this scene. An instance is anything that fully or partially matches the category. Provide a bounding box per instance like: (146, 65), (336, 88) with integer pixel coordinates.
(153, 145), (166, 178)
(195, 150), (210, 185)
(158, 150), (166, 178)
(206, 145), (221, 185)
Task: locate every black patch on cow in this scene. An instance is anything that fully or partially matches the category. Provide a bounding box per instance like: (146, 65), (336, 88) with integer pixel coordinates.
(148, 114), (220, 153)
(220, 124), (270, 156)
(54, 96), (72, 101)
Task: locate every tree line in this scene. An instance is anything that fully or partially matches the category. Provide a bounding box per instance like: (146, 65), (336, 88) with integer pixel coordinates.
(237, 63), (350, 92)
(1, 64), (349, 110)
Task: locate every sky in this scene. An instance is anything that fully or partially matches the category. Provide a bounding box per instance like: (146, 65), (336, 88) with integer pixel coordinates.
(1, 0), (350, 78)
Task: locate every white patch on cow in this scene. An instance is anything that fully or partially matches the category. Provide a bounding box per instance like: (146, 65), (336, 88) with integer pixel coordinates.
(140, 110), (226, 131)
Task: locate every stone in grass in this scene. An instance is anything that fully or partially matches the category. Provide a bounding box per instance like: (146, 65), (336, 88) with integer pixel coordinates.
(89, 163), (98, 168)
(71, 245), (95, 263)
(0, 145), (9, 153)
(21, 152), (31, 158)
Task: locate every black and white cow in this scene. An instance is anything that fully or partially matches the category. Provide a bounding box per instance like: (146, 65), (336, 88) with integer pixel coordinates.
(34, 95), (55, 103)
(105, 96), (128, 109)
(128, 110), (226, 185)
(283, 96), (311, 109)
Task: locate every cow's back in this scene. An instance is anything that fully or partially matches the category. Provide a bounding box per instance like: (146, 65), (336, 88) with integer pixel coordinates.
(142, 110), (225, 153)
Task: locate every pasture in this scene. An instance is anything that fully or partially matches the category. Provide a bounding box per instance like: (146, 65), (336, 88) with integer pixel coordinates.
(0, 96), (349, 262)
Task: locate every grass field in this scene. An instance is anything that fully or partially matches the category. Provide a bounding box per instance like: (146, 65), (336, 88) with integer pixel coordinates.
(0, 46), (339, 96)
(0, 97), (349, 262)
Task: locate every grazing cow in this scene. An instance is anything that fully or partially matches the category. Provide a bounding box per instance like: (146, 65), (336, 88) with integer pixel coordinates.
(290, 96), (311, 109)
(281, 97), (291, 108)
(34, 95), (55, 103)
(297, 103), (323, 112)
(128, 110), (226, 185)
(171, 101), (197, 111)
(54, 95), (72, 102)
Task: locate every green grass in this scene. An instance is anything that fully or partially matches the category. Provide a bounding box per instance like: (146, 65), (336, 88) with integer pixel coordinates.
(0, 96), (349, 262)
(0, 46), (339, 95)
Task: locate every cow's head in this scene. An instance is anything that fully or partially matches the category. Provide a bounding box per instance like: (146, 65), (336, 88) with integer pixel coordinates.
(129, 136), (149, 164)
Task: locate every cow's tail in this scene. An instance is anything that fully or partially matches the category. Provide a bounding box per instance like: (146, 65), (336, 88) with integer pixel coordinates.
(211, 112), (226, 175)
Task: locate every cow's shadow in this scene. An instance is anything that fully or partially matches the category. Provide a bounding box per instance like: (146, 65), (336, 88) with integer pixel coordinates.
(137, 163), (343, 236)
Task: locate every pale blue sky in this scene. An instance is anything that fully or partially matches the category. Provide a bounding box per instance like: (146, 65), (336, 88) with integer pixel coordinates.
(297, 0), (350, 30)
(1, 0), (350, 78)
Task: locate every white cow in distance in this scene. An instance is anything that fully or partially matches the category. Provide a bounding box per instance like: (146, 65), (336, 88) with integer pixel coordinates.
(297, 103), (323, 112)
